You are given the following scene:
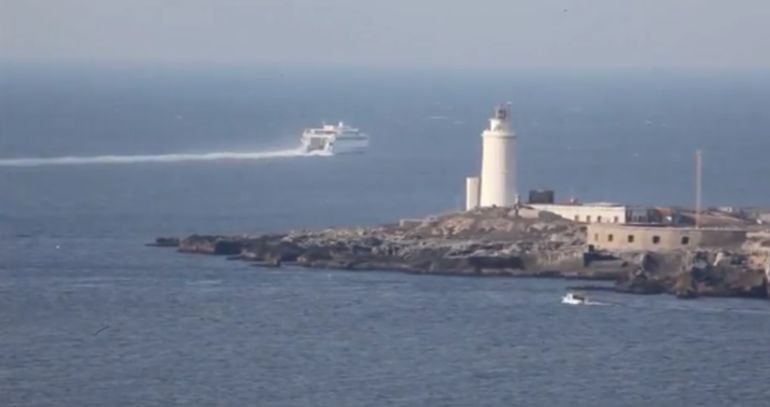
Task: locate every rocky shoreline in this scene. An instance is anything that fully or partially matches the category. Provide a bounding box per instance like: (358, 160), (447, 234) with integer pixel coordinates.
(152, 207), (770, 300)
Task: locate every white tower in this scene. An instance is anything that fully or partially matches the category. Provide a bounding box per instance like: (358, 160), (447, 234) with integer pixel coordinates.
(465, 176), (480, 210)
(479, 104), (517, 207)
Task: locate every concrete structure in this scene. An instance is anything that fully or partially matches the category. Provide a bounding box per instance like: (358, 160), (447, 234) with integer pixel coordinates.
(476, 104), (517, 207)
(530, 203), (660, 224)
(465, 177), (480, 211)
(528, 189), (555, 204)
(587, 223), (747, 252)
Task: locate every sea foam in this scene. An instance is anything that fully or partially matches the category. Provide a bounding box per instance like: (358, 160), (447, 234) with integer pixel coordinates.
(0, 148), (313, 167)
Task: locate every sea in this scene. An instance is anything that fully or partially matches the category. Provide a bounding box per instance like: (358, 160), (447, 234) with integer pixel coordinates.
(1, 65), (769, 406)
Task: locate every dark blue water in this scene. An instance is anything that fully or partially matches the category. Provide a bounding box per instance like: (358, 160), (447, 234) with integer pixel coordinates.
(1, 66), (770, 406)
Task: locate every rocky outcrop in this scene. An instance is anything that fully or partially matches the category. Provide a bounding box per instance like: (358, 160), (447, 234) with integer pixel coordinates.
(616, 253), (668, 295)
(169, 209), (590, 276)
(765, 258), (770, 298)
(156, 208), (770, 300)
(177, 235), (246, 255)
(609, 251), (768, 299)
(676, 251), (767, 299)
(146, 237), (180, 247)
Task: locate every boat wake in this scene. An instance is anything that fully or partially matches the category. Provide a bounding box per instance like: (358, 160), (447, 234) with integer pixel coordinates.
(304, 149), (334, 157)
(562, 299), (609, 306)
(0, 147), (328, 167)
(561, 292), (610, 306)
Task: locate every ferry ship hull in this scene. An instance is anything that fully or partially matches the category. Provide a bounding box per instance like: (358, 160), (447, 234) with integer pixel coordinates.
(301, 137), (369, 154)
(328, 137), (369, 154)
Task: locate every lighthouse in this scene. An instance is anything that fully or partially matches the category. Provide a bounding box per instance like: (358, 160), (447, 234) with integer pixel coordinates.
(466, 104), (518, 210)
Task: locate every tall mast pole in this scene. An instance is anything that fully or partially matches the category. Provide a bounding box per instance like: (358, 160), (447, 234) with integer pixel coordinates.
(695, 149), (702, 229)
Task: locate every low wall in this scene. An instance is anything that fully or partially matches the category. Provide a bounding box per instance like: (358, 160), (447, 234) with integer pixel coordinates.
(587, 224), (747, 252)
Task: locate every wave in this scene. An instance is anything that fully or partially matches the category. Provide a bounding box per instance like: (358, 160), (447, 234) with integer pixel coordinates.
(0, 148), (315, 167)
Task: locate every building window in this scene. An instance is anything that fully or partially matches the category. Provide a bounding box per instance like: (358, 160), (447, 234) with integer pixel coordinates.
(574, 215), (579, 222)
(681, 236), (690, 245)
(594, 233), (599, 242)
(614, 216), (619, 223)
(586, 215), (592, 223)
(608, 234), (614, 242)
(597, 216), (603, 223)
(652, 236), (660, 244)
(627, 235), (635, 243)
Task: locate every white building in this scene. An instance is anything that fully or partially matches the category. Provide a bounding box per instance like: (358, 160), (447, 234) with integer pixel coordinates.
(529, 203), (657, 224)
(466, 105), (517, 210)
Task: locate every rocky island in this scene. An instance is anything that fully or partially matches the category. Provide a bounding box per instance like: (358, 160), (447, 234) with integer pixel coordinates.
(152, 206), (770, 300)
(153, 105), (770, 301)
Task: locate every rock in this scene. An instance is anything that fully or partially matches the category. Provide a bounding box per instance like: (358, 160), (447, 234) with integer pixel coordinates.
(177, 235), (217, 254)
(297, 246), (333, 263)
(398, 219), (422, 229)
(766, 258), (770, 298)
(156, 208), (766, 301)
(515, 208), (543, 220)
(537, 210), (563, 222)
(671, 251), (768, 299)
(638, 252), (659, 272)
(467, 255), (525, 271)
(241, 235), (303, 262)
(178, 235), (247, 255)
(147, 237), (180, 247)
(213, 239), (245, 256)
(617, 267), (666, 295)
(673, 272), (697, 298)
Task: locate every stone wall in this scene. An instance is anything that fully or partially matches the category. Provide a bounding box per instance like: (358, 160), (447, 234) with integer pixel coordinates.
(586, 224), (747, 252)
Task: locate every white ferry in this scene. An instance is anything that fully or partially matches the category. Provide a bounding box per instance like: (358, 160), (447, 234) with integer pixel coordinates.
(300, 122), (369, 154)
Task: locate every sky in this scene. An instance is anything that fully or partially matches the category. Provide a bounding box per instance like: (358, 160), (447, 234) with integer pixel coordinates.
(2, 0), (770, 69)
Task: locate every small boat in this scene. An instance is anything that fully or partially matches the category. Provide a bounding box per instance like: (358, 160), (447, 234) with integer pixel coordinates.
(561, 292), (588, 305)
(300, 122), (369, 155)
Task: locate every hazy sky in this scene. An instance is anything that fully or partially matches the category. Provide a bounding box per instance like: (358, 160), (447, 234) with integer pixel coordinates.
(2, 0), (770, 69)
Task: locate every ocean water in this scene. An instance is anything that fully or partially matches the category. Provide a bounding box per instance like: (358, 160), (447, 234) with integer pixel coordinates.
(1, 65), (770, 406)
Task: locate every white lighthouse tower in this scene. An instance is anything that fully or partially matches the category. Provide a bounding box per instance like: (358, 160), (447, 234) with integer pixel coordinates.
(467, 104), (518, 209)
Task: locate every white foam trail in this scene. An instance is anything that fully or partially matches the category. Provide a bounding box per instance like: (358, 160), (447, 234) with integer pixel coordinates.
(0, 148), (311, 167)
(305, 149), (333, 157)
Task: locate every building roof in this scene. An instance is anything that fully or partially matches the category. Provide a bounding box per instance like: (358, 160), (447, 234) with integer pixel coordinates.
(584, 202), (623, 207)
(531, 202), (627, 209)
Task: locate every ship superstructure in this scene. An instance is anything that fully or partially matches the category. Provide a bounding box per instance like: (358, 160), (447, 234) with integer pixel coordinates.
(300, 122), (369, 154)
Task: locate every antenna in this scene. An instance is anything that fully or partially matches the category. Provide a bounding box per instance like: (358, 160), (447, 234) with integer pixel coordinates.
(506, 100), (519, 126)
(695, 149), (702, 229)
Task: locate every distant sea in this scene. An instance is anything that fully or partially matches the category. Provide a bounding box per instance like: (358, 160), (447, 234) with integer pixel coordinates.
(1, 65), (769, 406)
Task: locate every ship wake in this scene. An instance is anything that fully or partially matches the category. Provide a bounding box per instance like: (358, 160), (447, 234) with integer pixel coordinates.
(0, 148), (326, 167)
